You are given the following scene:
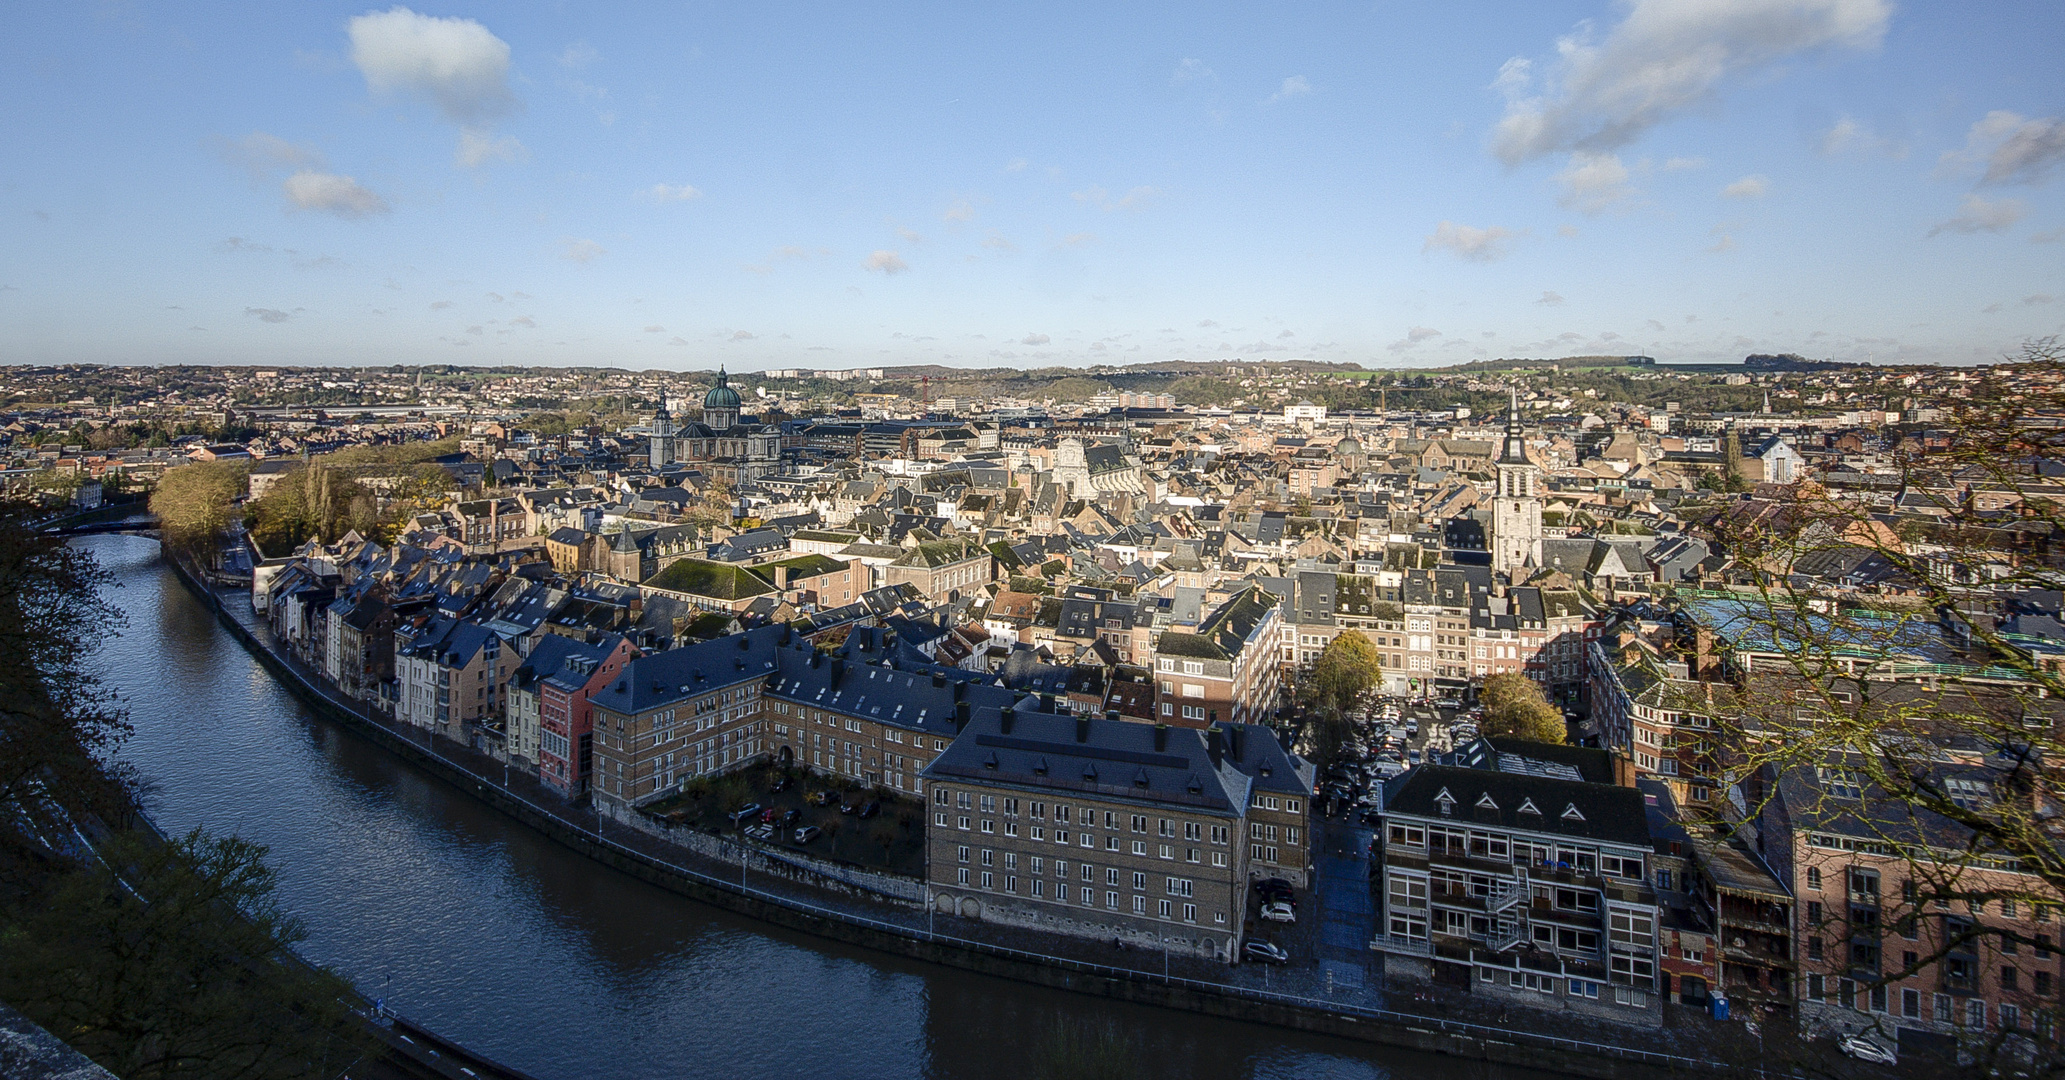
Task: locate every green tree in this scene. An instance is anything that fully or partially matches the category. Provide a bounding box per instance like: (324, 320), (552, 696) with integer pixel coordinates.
(0, 829), (373, 1080)
(149, 462), (247, 558)
(1478, 673), (1566, 744)
(1306, 630), (1381, 715)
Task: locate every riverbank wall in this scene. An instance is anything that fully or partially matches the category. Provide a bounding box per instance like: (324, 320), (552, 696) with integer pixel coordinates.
(165, 551), (1746, 1080)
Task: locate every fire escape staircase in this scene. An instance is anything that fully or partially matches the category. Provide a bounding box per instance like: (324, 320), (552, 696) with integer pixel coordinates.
(1485, 869), (1532, 953)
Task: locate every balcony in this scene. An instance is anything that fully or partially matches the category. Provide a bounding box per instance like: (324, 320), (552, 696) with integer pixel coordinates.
(1370, 933), (1433, 958)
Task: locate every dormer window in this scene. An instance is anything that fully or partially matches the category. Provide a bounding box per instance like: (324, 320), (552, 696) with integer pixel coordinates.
(1561, 804), (1585, 822)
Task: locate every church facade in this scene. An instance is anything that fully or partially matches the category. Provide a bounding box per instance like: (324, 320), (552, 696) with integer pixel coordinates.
(648, 368), (784, 475)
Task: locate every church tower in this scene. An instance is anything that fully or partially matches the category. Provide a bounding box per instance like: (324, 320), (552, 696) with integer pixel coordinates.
(649, 401), (674, 468)
(1491, 388), (1543, 575)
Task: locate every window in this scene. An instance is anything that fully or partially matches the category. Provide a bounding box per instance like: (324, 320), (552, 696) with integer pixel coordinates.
(1902, 988), (1921, 1018)
(1806, 867), (1821, 890)
(1131, 871), (1146, 891)
(980, 849), (994, 866)
(957, 846), (969, 863)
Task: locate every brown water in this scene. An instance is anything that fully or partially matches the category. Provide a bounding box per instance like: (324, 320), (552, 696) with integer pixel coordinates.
(87, 533), (1539, 1080)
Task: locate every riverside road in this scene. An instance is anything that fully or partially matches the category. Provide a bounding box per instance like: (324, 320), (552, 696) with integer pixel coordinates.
(86, 532), (1560, 1080)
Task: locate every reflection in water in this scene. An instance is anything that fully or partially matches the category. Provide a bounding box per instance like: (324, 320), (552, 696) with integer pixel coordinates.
(87, 534), (1525, 1080)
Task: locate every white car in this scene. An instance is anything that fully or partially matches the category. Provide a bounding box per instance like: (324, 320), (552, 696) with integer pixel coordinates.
(1260, 901), (1296, 923)
(1838, 1035), (1896, 1065)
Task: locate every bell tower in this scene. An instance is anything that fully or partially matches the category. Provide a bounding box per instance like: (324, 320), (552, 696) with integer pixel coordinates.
(1491, 387), (1543, 575)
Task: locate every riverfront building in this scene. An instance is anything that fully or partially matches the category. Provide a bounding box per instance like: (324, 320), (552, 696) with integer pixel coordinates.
(1149, 585), (1282, 730)
(1372, 738), (1666, 1021)
(920, 711), (1314, 961)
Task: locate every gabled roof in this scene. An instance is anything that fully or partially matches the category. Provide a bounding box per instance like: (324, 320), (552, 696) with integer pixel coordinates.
(1383, 763), (1651, 848)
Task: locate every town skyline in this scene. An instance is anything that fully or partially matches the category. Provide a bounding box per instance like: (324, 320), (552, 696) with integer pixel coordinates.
(4, 2), (2062, 371)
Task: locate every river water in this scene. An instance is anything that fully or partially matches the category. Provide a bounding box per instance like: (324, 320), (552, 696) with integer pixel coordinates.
(85, 534), (1527, 1080)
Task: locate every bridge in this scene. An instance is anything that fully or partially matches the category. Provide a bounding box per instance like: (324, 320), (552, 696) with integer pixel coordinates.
(42, 515), (161, 536)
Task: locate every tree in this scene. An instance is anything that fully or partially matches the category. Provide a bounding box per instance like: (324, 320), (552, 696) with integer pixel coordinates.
(1306, 630), (1381, 716)
(1676, 339), (2065, 1069)
(1477, 673), (1565, 744)
(0, 500), (131, 853)
(150, 462), (246, 558)
(0, 829), (373, 1080)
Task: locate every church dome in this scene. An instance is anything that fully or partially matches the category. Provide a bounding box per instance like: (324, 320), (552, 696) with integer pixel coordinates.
(1337, 436), (1362, 454)
(703, 367), (742, 411)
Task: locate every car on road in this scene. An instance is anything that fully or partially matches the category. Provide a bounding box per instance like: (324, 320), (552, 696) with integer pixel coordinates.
(793, 825), (823, 844)
(1405, 720), (1419, 736)
(1838, 1035), (1896, 1065)
(770, 775), (793, 793)
(1407, 749), (1421, 764)
(1260, 901), (1296, 924)
(728, 803), (763, 825)
(858, 800), (881, 819)
(759, 806), (781, 824)
(1436, 698), (1461, 710)
(1243, 940), (1291, 964)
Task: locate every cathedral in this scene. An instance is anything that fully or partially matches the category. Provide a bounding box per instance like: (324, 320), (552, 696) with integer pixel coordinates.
(1490, 389), (1543, 576)
(647, 368), (783, 474)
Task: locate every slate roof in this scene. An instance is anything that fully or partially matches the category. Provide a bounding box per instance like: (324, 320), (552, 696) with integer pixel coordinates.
(923, 710), (1252, 816)
(1382, 763), (1653, 849)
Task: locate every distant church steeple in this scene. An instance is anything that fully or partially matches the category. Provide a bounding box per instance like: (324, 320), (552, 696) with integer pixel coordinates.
(1491, 386), (1543, 576)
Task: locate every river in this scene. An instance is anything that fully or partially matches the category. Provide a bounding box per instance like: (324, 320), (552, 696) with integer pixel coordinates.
(85, 533), (1527, 1080)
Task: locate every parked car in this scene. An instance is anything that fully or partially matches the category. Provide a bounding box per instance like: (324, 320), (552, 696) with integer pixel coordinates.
(857, 800), (881, 819)
(805, 790), (838, 807)
(770, 775), (793, 793)
(1838, 1035), (1896, 1065)
(759, 806), (781, 824)
(776, 808), (801, 827)
(728, 803), (762, 825)
(1407, 749), (1421, 764)
(1243, 940), (1291, 964)
(793, 825), (823, 844)
(1260, 901), (1296, 924)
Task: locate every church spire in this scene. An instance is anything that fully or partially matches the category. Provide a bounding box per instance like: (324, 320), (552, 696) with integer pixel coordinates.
(1499, 386), (1527, 465)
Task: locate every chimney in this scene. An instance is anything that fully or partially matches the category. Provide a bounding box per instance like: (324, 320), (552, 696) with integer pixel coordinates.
(830, 657), (844, 684)
(810, 649), (823, 669)
(1207, 725), (1225, 767)
(774, 564), (791, 590)
(932, 673), (945, 689)
(1041, 693), (1056, 713)
(1229, 725), (1246, 764)
(1153, 723), (1168, 752)
(1000, 706), (1015, 734)
(1076, 715), (1092, 743)
(954, 700), (971, 730)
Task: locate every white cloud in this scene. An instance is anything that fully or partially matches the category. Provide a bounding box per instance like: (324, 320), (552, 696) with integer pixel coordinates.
(2032, 228), (2065, 245)
(646, 183), (703, 202)
(1661, 156), (1707, 171)
(456, 129), (525, 168)
(558, 42), (598, 69)
(218, 131), (322, 180)
(731, 329), (755, 340)
(508, 315), (535, 327)
(1387, 327), (1442, 353)
(1943, 111), (2065, 186)
(643, 325), (665, 333)
(898, 226), (925, 244)
(1928, 194), (2027, 236)
(1267, 76), (1312, 104)
(1536, 291), (1566, 306)
(1022, 333), (1050, 345)
(1423, 221), (1519, 261)
(943, 197), (975, 223)
(865, 250), (908, 274)
(349, 7), (517, 124)
(1556, 224), (1580, 237)
(245, 307), (291, 323)
(1555, 152), (1634, 214)
(1722, 174), (1770, 199)
(282, 170), (389, 217)
(1490, 0), (1889, 164)
(1170, 58), (1215, 86)
(563, 238), (605, 262)
(1819, 115), (1904, 158)
(981, 232), (1014, 251)
(1060, 232), (1097, 247)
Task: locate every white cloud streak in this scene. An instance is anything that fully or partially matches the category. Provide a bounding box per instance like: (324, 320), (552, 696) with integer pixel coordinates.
(1491, 0), (1890, 164)
(1944, 111), (2065, 186)
(646, 183), (703, 202)
(1555, 152), (1635, 214)
(1423, 221), (1520, 261)
(865, 250), (909, 274)
(1267, 76), (1312, 103)
(1928, 194), (2027, 236)
(1722, 174), (1770, 198)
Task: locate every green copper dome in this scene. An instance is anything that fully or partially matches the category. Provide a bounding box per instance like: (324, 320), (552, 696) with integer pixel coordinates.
(703, 367), (742, 411)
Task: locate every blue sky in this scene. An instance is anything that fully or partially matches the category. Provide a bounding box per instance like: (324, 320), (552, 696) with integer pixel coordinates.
(2, 1), (2061, 370)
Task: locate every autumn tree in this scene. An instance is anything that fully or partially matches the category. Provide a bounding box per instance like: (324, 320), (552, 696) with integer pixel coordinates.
(1306, 630), (1381, 716)
(1477, 673), (1566, 744)
(149, 462), (246, 558)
